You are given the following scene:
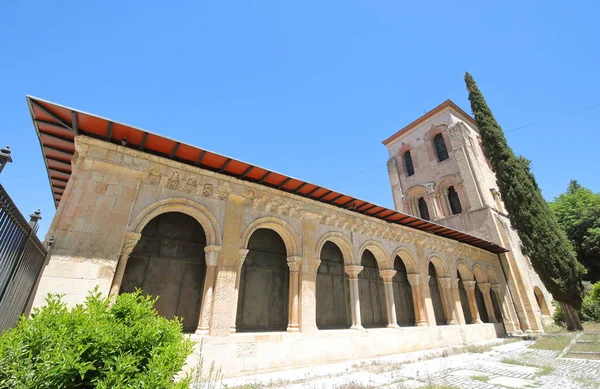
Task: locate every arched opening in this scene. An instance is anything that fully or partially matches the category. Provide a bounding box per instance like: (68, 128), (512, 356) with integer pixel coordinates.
(475, 283), (489, 323)
(534, 286), (551, 316)
(418, 197), (430, 221)
(236, 228), (289, 332)
(392, 256), (415, 326)
(456, 271), (472, 324)
(403, 151), (415, 176)
(358, 250), (386, 328)
(433, 133), (449, 162)
(448, 186), (462, 215)
(120, 212), (206, 333)
(428, 262), (446, 325)
(316, 242), (350, 329)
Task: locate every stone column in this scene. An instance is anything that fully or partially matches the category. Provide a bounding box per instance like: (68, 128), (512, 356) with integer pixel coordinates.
(451, 278), (466, 325)
(379, 269), (399, 328)
(407, 273), (428, 326)
(345, 265), (364, 330)
(463, 280), (483, 324)
(455, 183), (469, 212)
(478, 282), (497, 323)
(492, 283), (517, 333)
(196, 245), (221, 335)
(109, 232), (142, 301)
(438, 277), (459, 325)
(210, 194), (246, 337)
(287, 256), (303, 332)
(229, 248), (249, 334)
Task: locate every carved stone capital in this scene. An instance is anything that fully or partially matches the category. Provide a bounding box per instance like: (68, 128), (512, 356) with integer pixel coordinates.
(379, 269), (396, 282)
(345, 265), (363, 279)
(286, 256), (303, 272)
(407, 273), (421, 286)
(121, 232), (142, 256)
(478, 282), (491, 293)
(438, 277), (452, 289)
(462, 280), (476, 291)
(204, 245), (221, 266)
(491, 283), (502, 293)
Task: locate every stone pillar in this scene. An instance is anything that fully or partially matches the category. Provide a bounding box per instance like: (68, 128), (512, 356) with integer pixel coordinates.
(438, 277), (459, 325)
(229, 249), (249, 334)
(209, 194), (245, 337)
(196, 245), (221, 334)
(478, 282), (497, 323)
(345, 265), (364, 330)
(455, 183), (469, 212)
(407, 273), (428, 326)
(300, 218), (320, 335)
(451, 278), (467, 325)
(492, 283), (517, 333)
(380, 269), (399, 328)
(109, 232), (142, 301)
(287, 256), (303, 332)
(463, 280), (483, 324)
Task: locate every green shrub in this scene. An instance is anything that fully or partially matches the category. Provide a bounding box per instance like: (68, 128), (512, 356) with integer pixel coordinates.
(580, 282), (600, 322)
(552, 300), (566, 327)
(0, 289), (193, 389)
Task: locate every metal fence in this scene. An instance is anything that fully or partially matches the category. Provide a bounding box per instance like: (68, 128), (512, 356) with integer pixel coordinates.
(0, 183), (48, 332)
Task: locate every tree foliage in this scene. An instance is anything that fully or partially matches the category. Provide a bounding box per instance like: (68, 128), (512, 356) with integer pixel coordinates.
(464, 73), (585, 327)
(0, 290), (194, 389)
(549, 180), (600, 282)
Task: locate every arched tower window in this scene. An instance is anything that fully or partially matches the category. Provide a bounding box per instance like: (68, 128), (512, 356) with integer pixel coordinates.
(403, 151), (415, 176)
(418, 197), (430, 221)
(448, 186), (462, 215)
(433, 133), (449, 162)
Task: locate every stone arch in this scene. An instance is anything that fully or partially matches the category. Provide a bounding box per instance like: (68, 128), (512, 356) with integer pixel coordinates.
(129, 197), (221, 246)
(426, 253), (449, 277)
(241, 217), (301, 257)
(390, 247), (418, 274)
(534, 286), (551, 316)
(456, 260), (474, 281)
(404, 185), (430, 218)
(437, 176), (468, 217)
(358, 240), (390, 269)
(486, 266), (499, 284)
(121, 211), (208, 333)
(316, 231), (355, 264)
(316, 240), (351, 329)
(473, 264), (488, 283)
(424, 123), (452, 162)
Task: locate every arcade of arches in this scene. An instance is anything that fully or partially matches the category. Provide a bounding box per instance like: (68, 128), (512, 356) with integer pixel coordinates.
(118, 211), (509, 334)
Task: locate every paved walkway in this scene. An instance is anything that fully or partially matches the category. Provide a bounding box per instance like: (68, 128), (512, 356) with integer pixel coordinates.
(221, 339), (600, 388)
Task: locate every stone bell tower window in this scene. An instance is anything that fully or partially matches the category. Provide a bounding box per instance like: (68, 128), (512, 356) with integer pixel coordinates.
(433, 133), (449, 162)
(403, 151), (415, 176)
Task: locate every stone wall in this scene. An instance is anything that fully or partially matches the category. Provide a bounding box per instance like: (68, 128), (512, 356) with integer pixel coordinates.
(33, 135), (521, 377)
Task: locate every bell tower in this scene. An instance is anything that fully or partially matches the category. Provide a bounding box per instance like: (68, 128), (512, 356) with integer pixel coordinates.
(383, 100), (554, 333)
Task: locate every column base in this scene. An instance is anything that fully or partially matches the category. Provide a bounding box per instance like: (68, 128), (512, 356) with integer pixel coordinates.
(287, 325), (300, 332)
(230, 326), (236, 334)
(386, 323), (400, 329)
(417, 321), (428, 327)
(472, 319), (484, 324)
(351, 325), (364, 330)
(195, 328), (209, 336)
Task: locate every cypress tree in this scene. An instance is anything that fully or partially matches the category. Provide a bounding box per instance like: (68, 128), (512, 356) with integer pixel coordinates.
(464, 73), (585, 331)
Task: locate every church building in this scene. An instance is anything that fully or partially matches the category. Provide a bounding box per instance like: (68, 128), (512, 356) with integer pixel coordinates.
(27, 96), (552, 377)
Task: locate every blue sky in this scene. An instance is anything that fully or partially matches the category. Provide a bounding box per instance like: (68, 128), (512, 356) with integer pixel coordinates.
(1, 1), (599, 238)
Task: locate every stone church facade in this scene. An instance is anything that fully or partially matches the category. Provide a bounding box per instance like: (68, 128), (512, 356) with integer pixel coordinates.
(27, 97), (552, 377)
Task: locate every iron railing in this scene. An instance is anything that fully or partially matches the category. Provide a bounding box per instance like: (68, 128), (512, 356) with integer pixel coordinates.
(0, 183), (48, 332)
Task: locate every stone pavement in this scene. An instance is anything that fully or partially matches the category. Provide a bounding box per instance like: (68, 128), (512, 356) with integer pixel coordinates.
(220, 339), (600, 389)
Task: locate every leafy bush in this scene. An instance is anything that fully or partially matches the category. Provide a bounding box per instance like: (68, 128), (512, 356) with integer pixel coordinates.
(0, 289), (193, 389)
(580, 282), (600, 322)
(552, 300), (566, 327)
